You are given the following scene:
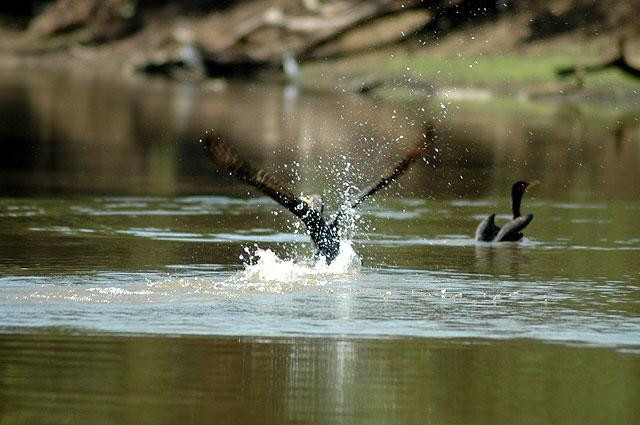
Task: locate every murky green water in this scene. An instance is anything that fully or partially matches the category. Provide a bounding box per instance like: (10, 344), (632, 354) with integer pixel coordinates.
(0, 65), (639, 424)
(1, 333), (638, 425)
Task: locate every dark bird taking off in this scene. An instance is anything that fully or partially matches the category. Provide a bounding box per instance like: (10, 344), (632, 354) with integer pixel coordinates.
(475, 181), (537, 242)
(202, 126), (434, 264)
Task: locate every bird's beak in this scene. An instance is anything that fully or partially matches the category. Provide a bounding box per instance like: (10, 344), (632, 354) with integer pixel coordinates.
(526, 180), (540, 191)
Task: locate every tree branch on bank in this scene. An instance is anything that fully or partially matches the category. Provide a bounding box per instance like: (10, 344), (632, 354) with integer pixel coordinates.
(557, 38), (640, 80)
(227, 0), (424, 61)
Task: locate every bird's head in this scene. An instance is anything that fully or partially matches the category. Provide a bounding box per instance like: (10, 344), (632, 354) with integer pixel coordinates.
(299, 194), (324, 216)
(512, 180), (539, 196)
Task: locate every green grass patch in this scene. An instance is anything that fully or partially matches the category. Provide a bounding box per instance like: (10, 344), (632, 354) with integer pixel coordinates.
(385, 52), (572, 85)
(304, 49), (640, 109)
(309, 45), (639, 84)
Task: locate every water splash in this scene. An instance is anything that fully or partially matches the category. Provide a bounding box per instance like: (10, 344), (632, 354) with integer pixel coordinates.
(235, 241), (361, 291)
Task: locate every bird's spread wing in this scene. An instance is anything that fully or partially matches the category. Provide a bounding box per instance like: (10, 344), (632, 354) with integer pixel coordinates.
(475, 213), (500, 241)
(329, 125), (434, 225)
(202, 135), (309, 218)
(494, 214), (534, 242)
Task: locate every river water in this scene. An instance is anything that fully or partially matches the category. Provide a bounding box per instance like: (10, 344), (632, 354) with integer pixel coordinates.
(0, 65), (639, 424)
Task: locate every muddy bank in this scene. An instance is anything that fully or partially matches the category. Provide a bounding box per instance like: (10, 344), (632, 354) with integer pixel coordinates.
(0, 1), (639, 106)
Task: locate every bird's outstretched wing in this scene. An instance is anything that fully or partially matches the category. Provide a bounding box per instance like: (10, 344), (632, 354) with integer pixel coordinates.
(329, 125), (434, 225)
(494, 213), (534, 242)
(475, 213), (500, 241)
(202, 135), (309, 218)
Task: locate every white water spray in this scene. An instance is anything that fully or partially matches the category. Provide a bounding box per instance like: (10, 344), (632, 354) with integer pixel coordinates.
(235, 240), (361, 289)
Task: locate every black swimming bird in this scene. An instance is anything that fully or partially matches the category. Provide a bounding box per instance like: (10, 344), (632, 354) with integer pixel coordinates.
(202, 126), (433, 263)
(475, 181), (537, 242)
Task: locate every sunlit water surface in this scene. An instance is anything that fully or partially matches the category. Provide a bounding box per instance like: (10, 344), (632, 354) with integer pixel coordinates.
(1, 196), (639, 346)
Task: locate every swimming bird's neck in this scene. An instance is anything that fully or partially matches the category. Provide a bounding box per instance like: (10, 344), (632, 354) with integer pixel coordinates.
(512, 187), (524, 218)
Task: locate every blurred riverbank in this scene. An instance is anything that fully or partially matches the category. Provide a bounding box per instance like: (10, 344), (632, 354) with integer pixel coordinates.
(1, 1), (639, 107)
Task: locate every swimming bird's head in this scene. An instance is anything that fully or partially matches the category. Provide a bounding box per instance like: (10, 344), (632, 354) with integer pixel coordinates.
(512, 180), (539, 196)
(512, 181), (528, 198)
(299, 194), (324, 216)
